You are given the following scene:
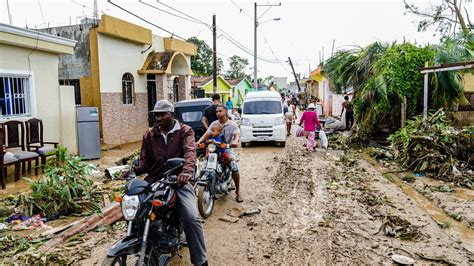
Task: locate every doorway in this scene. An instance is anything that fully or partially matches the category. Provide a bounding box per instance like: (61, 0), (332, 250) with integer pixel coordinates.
(146, 74), (157, 127)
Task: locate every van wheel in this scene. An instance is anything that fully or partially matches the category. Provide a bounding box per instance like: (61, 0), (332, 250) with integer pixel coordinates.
(278, 141), (286, 147)
(241, 142), (249, 148)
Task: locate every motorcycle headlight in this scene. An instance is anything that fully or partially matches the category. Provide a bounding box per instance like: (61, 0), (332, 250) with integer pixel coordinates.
(122, 195), (139, 221)
(208, 144), (217, 152)
(241, 118), (250, 126)
(274, 117), (285, 125)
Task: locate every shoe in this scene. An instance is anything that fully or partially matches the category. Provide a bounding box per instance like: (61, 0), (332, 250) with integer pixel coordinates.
(236, 194), (244, 203)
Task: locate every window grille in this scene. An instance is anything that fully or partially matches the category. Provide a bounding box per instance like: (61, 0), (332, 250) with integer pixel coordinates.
(122, 73), (134, 105)
(0, 75), (31, 117)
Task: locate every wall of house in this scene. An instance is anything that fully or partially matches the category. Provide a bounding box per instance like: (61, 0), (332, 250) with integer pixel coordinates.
(97, 34), (150, 145)
(38, 21), (96, 80)
(59, 85), (78, 154)
(0, 43), (75, 150)
(462, 73), (474, 92)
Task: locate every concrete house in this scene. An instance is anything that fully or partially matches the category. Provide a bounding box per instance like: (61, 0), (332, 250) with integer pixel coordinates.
(40, 15), (197, 145)
(191, 75), (232, 103)
(226, 77), (253, 108)
(0, 23), (78, 153)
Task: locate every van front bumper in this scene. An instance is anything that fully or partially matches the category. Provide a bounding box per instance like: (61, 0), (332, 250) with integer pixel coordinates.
(240, 124), (286, 142)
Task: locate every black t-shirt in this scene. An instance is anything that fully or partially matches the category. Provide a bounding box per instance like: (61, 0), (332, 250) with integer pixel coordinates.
(204, 104), (218, 125)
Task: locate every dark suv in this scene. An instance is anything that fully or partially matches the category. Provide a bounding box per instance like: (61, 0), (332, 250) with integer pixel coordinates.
(175, 98), (212, 141)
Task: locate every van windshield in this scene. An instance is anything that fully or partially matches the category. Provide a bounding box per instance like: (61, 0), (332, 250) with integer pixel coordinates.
(243, 101), (281, 114)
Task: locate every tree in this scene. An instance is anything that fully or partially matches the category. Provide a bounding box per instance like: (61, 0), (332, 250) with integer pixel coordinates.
(262, 75), (274, 86)
(227, 55), (249, 79)
(404, 0), (472, 38)
(187, 37), (223, 76)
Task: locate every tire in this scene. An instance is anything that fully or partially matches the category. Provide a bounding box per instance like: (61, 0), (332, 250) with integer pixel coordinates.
(278, 141), (286, 147)
(241, 142), (249, 148)
(101, 255), (127, 266)
(197, 185), (215, 219)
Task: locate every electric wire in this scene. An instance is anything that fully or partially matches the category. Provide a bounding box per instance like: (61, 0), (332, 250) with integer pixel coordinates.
(155, 0), (209, 26)
(107, 0), (187, 41)
(139, 0), (211, 27)
(154, 1), (283, 64)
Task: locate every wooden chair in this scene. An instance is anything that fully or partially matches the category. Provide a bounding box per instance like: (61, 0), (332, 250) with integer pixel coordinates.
(0, 126), (20, 189)
(2, 120), (39, 176)
(25, 118), (58, 169)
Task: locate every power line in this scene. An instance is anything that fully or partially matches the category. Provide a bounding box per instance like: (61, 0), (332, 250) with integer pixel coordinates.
(228, 1), (286, 67)
(230, 0), (253, 20)
(139, 0), (210, 27)
(107, 0), (187, 41)
(155, 0), (209, 26)
(152, 1), (284, 64)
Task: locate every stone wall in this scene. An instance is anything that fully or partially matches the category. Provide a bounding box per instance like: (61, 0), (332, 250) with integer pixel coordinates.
(101, 92), (148, 145)
(38, 20), (97, 80)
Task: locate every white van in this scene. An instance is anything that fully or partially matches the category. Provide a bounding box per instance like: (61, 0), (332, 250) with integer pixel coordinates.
(240, 91), (286, 147)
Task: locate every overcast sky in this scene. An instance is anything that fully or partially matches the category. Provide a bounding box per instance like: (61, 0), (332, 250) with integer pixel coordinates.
(1, 0), (471, 81)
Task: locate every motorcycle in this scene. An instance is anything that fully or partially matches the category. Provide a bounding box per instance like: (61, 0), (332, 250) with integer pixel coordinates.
(196, 140), (235, 218)
(102, 158), (187, 266)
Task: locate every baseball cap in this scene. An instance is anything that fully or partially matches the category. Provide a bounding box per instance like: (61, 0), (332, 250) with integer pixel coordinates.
(150, 100), (174, 113)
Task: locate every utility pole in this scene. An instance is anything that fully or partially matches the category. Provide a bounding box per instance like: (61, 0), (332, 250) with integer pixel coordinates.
(254, 3), (257, 90)
(212, 14), (217, 93)
(288, 57), (302, 92)
(254, 2), (281, 90)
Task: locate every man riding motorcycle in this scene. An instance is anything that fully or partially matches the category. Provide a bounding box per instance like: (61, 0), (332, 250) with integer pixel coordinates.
(123, 100), (208, 265)
(197, 104), (243, 203)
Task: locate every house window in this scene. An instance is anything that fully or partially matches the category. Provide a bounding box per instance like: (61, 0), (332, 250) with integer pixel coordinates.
(0, 75), (32, 117)
(122, 73), (134, 105)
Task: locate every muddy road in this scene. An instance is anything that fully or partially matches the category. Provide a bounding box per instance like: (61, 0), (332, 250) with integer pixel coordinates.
(82, 135), (473, 265)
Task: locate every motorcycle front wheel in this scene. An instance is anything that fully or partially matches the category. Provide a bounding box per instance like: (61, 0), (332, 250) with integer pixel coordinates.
(197, 184), (215, 218)
(101, 255), (127, 266)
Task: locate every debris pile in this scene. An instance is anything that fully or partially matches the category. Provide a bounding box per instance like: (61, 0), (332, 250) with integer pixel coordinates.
(388, 109), (474, 187)
(16, 146), (102, 217)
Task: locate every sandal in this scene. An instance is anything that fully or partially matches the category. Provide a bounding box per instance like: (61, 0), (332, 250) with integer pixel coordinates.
(236, 194), (244, 203)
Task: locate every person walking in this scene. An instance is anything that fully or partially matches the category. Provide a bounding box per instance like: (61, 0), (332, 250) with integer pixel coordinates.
(340, 96), (354, 130)
(299, 103), (321, 152)
(226, 97), (233, 118)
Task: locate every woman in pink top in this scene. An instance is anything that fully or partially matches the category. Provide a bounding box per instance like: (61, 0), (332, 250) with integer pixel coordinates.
(299, 103), (321, 151)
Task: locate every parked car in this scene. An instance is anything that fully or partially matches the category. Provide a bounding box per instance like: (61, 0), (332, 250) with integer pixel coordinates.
(175, 98), (212, 141)
(240, 91), (286, 147)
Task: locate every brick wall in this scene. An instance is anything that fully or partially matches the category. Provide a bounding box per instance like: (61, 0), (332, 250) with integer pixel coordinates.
(101, 92), (148, 145)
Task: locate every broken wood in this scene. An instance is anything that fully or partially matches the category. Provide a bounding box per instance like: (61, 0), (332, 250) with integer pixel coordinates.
(38, 203), (122, 253)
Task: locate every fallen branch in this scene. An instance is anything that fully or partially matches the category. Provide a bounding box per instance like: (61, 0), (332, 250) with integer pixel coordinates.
(38, 203), (122, 253)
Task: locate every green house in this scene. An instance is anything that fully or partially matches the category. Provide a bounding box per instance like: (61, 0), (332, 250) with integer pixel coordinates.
(191, 75), (232, 103)
(227, 77), (254, 108)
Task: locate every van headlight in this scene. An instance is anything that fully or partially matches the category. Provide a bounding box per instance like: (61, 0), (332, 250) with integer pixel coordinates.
(241, 118), (250, 126)
(122, 195), (139, 221)
(274, 117), (285, 125)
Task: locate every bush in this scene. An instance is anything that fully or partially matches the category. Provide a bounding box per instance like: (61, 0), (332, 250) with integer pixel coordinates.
(17, 146), (101, 217)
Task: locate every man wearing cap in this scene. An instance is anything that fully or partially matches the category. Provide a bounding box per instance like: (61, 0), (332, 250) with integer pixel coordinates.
(130, 100), (208, 265)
